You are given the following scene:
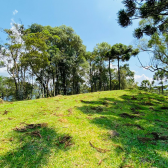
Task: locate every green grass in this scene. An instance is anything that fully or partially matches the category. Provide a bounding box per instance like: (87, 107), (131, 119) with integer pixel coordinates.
(0, 89), (168, 168)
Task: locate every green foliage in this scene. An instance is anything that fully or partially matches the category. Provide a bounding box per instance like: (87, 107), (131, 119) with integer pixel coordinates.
(1, 23), (139, 100)
(0, 76), (16, 100)
(108, 43), (139, 90)
(118, 0), (168, 38)
(140, 80), (151, 91)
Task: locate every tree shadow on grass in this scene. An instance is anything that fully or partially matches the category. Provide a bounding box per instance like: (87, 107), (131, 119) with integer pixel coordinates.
(0, 125), (72, 168)
(77, 90), (168, 167)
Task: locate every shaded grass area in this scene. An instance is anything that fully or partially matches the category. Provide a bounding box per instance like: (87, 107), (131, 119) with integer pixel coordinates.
(78, 90), (168, 167)
(0, 126), (71, 168)
(0, 90), (168, 167)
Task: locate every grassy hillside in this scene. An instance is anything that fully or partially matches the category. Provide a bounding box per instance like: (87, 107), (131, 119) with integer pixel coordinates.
(0, 89), (168, 168)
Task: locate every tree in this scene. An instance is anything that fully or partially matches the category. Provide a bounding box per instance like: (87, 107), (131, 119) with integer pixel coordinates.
(118, 1), (168, 74)
(26, 24), (87, 96)
(109, 43), (139, 90)
(120, 64), (135, 89)
(141, 80), (151, 90)
(22, 29), (50, 97)
(0, 76), (16, 101)
(93, 42), (111, 91)
(106, 50), (114, 90)
(118, 0), (168, 39)
(85, 51), (95, 92)
(2, 23), (25, 100)
(153, 69), (166, 94)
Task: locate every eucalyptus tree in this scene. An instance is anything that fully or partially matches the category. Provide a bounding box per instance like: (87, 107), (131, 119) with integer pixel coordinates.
(85, 51), (95, 92)
(26, 24), (87, 95)
(22, 29), (50, 97)
(110, 43), (139, 90)
(54, 25), (87, 95)
(1, 23), (26, 99)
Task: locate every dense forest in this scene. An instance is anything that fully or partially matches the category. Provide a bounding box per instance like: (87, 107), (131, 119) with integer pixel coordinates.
(0, 24), (140, 100)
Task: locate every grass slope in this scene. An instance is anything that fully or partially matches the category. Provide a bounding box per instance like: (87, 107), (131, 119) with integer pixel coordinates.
(0, 89), (168, 168)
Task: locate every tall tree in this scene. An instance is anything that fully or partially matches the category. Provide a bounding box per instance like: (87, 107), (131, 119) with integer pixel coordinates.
(110, 43), (139, 90)
(2, 23), (25, 99)
(105, 51), (114, 90)
(22, 29), (50, 97)
(153, 70), (166, 94)
(93, 42), (111, 91)
(141, 80), (151, 90)
(118, 0), (168, 39)
(118, 1), (168, 74)
(120, 64), (135, 89)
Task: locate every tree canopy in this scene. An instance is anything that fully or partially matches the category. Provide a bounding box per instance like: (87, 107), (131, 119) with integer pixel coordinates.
(107, 43), (139, 90)
(118, 0), (168, 39)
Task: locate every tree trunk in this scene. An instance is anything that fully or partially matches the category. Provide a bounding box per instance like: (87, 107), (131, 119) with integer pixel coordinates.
(99, 68), (102, 91)
(117, 57), (120, 90)
(162, 83), (164, 94)
(109, 57), (111, 90)
(63, 66), (66, 95)
(53, 70), (55, 97)
(56, 65), (59, 95)
(90, 61), (93, 92)
(14, 77), (19, 99)
(72, 68), (75, 95)
(43, 83), (46, 97)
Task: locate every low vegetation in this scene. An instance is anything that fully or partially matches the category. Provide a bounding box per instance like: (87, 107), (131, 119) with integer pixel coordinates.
(0, 89), (168, 167)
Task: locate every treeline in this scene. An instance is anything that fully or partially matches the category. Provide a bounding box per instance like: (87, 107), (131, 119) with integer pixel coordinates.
(0, 24), (138, 100)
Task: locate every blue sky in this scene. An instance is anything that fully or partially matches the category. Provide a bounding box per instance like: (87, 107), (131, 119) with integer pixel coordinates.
(0, 0), (155, 84)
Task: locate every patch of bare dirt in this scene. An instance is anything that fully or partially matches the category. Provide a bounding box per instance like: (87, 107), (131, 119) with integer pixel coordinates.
(30, 130), (42, 138)
(144, 101), (154, 106)
(86, 116), (93, 120)
(90, 106), (103, 113)
(14, 123), (48, 132)
(58, 135), (73, 148)
(138, 132), (168, 143)
(119, 113), (139, 119)
(67, 108), (73, 116)
(54, 113), (64, 117)
(124, 123), (144, 130)
(131, 96), (137, 100)
(3, 110), (10, 115)
(102, 101), (109, 106)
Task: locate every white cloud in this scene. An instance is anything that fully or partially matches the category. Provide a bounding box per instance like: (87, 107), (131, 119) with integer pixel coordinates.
(134, 74), (153, 85)
(13, 10), (18, 15)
